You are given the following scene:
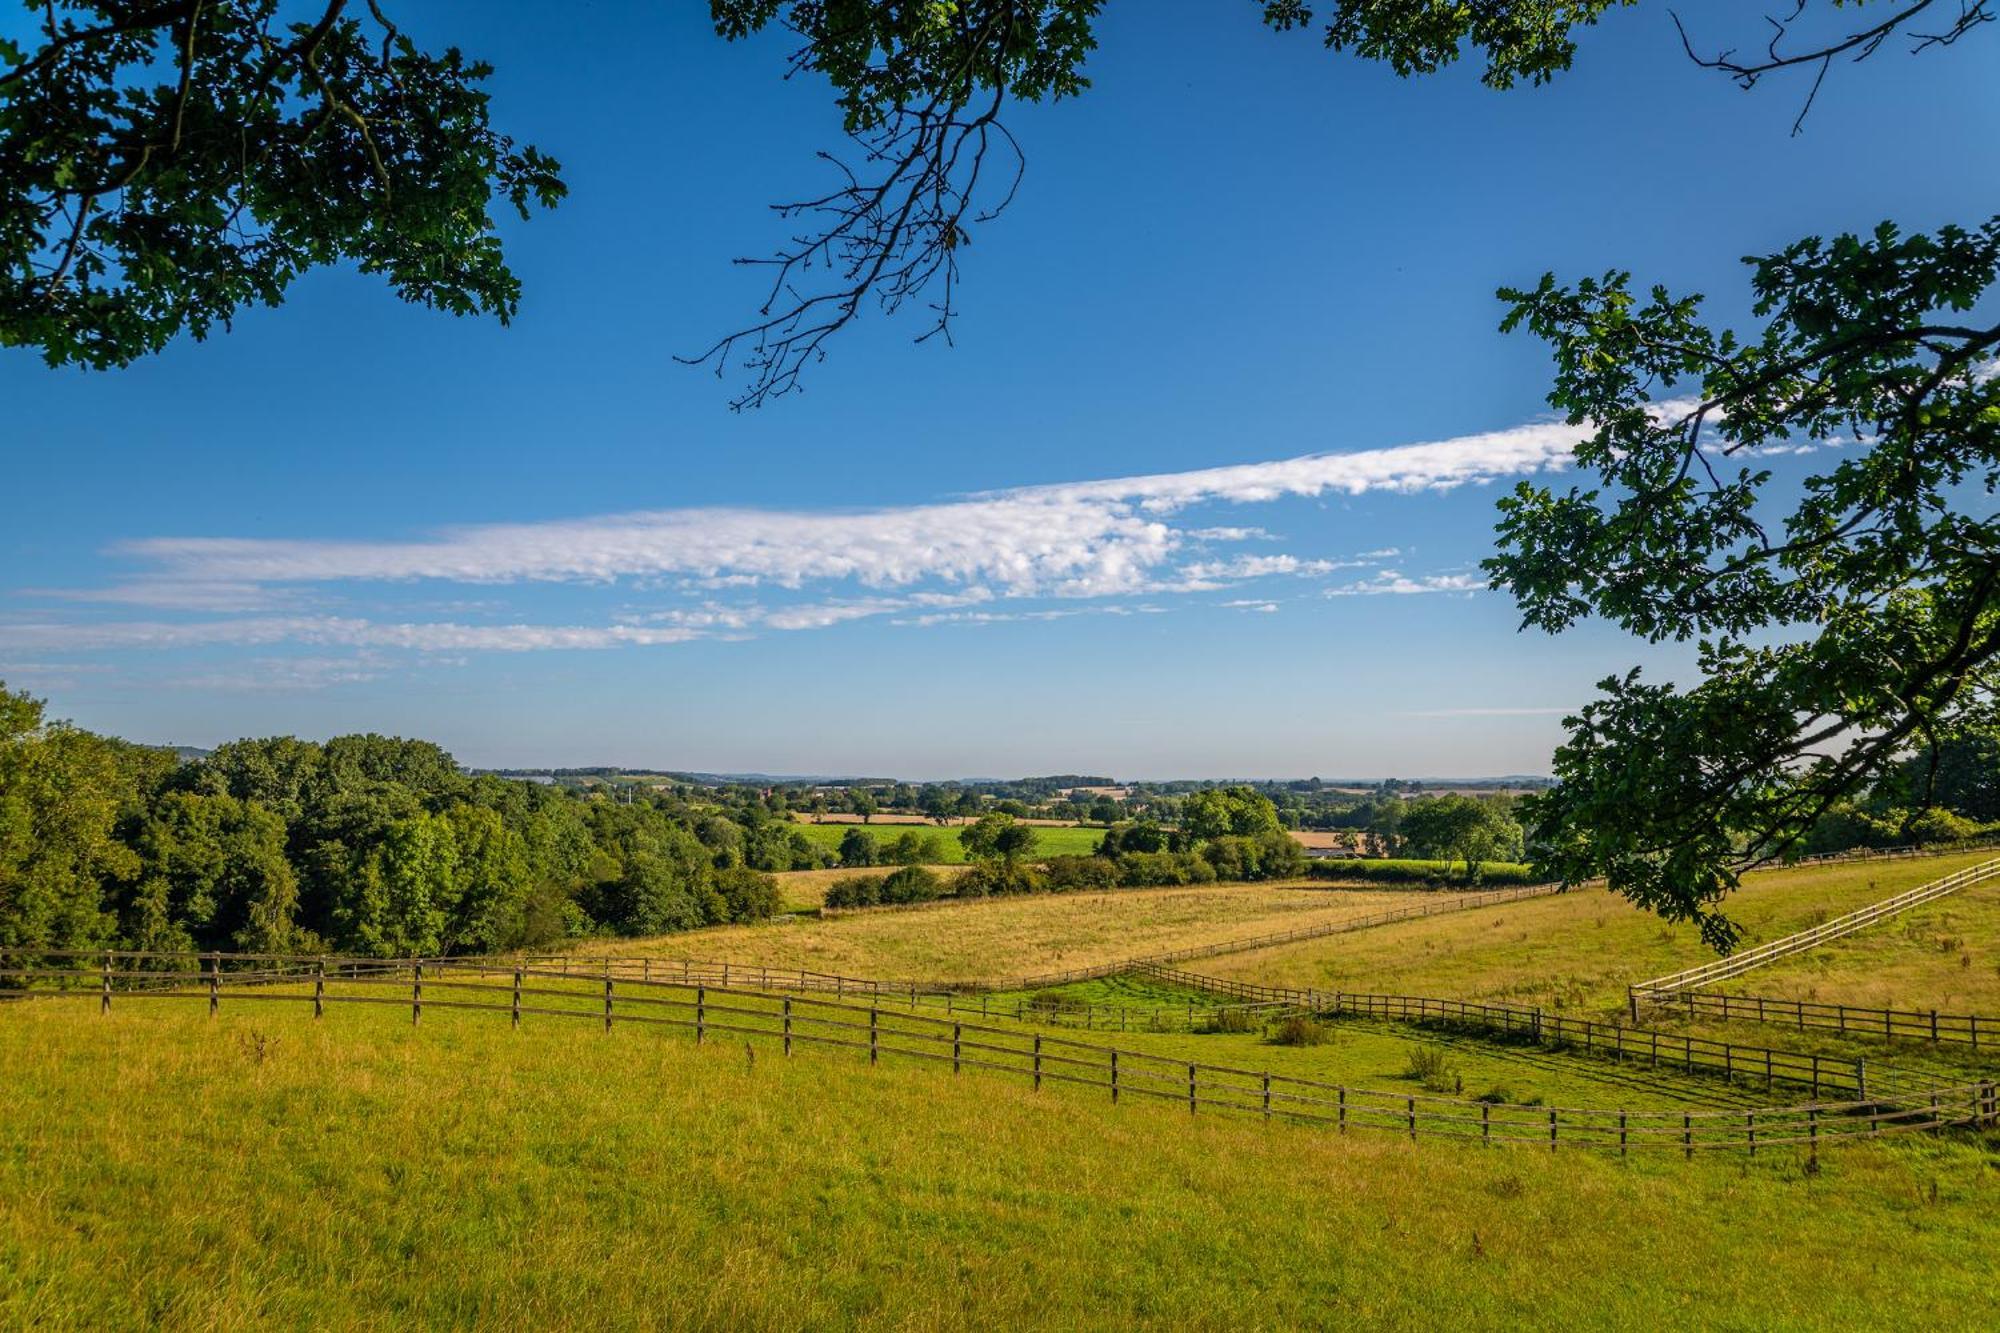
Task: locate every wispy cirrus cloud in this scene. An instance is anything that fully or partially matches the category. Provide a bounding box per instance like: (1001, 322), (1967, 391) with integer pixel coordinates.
(97, 418), (1582, 598)
(6, 417), (1584, 672)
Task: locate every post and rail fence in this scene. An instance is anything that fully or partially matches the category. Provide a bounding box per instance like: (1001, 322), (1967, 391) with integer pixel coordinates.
(5, 949), (1997, 1157)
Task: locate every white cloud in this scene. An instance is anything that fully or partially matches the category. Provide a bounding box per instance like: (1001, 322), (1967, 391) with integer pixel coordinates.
(108, 418), (1584, 599)
(1325, 571), (1488, 597)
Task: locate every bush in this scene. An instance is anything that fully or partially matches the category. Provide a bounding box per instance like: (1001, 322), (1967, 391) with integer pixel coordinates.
(821, 874), (883, 909)
(1198, 1006), (1259, 1034)
(882, 831), (946, 866)
(1041, 855), (1118, 893)
(954, 860), (1044, 898)
(1268, 1015), (1331, 1046)
(1403, 1046), (1462, 1094)
(877, 864), (944, 905)
(712, 866), (781, 922)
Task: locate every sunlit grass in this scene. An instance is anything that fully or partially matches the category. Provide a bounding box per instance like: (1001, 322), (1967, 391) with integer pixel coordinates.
(576, 884), (1441, 981)
(2, 997), (1996, 1329)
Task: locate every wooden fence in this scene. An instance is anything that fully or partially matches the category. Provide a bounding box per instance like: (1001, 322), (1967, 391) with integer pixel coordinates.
(1630, 856), (2000, 998)
(6, 951), (1996, 1156)
(1138, 964), (1891, 1100)
(1647, 990), (1999, 1051)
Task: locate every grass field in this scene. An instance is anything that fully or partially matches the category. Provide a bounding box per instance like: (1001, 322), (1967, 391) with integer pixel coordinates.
(1194, 851), (2000, 1019)
(770, 864), (971, 911)
(572, 884), (1440, 981)
(1709, 882), (2000, 1015)
(787, 820), (1105, 863)
(3, 997), (1996, 1329)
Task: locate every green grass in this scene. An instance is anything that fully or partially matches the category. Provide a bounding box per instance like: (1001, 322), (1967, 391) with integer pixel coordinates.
(3, 996), (1997, 1329)
(788, 820), (1104, 864)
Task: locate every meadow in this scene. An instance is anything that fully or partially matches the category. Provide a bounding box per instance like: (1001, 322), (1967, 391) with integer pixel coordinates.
(2, 996), (1996, 1329)
(6, 850), (1998, 1328)
(1195, 850), (2000, 1019)
(569, 884), (1439, 981)
(787, 820), (1105, 863)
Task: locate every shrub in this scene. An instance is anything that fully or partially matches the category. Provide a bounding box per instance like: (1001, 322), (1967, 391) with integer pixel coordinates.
(821, 874), (883, 909)
(1268, 1015), (1331, 1046)
(712, 866), (781, 921)
(877, 864), (943, 905)
(954, 860), (1044, 898)
(1403, 1046), (1461, 1093)
(1199, 1006), (1259, 1034)
(1041, 855), (1118, 893)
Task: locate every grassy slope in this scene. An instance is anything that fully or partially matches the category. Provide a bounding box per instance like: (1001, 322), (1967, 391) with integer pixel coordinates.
(788, 822), (1105, 863)
(1710, 885), (2000, 1015)
(2, 1000), (1995, 1330)
(1196, 851), (2000, 1019)
(574, 885), (1437, 981)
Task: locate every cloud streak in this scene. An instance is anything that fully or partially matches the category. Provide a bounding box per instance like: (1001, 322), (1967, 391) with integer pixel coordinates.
(104, 418), (1584, 599)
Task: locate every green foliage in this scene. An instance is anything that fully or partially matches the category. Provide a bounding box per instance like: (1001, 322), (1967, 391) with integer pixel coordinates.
(1, 1), (564, 369)
(1180, 786), (1282, 841)
(1268, 1014), (1331, 1046)
(1396, 796), (1524, 876)
(1403, 1045), (1462, 1094)
(837, 826), (879, 868)
(1259, 1), (1635, 90)
(0, 683), (784, 957)
(959, 812), (1037, 863)
(1492, 217), (2000, 947)
(1303, 858), (1535, 886)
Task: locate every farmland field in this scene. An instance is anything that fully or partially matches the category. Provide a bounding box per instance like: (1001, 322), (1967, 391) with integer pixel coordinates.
(570, 884), (1441, 981)
(770, 864), (972, 911)
(787, 819), (1105, 863)
(1193, 850), (2000, 1019)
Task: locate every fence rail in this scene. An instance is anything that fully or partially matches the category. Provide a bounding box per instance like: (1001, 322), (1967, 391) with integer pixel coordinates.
(1631, 856), (2000, 998)
(1647, 989), (1999, 1051)
(6, 951), (1995, 1156)
(1138, 964), (1897, 1100)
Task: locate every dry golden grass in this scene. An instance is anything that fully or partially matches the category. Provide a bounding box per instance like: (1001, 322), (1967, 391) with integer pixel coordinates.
(1712, 882), (2000, 1015)
(1195, 851), (2000, 1018)
(575, 884), (1439, 981)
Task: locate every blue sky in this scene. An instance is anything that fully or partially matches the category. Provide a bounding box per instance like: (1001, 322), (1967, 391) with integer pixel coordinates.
(4, 1), (1996, 777)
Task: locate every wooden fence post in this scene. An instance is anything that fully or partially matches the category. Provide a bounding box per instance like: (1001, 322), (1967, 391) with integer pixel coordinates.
(1482, 1101), (1490, 1145)
(869, 1006), (878, 1065)
(1683, 1111), (1692, 1160)
(1549, 1107), (1558, 1152)
(1406, 1096), (1416, 1140)
(603, 975), (614, 1031)
(697, 986), (706, 1044)
(1746, 1111), (1756, 1156)
(953, 1023), (962, 1073)
(413, 961), (424, 1026)
(100, 951), (111, 1014)
(1262, 1072), (1272, 1120)
(1188, 1063), (1197, 1114)
(314, 958), (325, 1019)
(207, 953), (219, 1016)
(511, 968), (521, 1028)
(783, 997), (793, 1056)
(1111, 1050), (1119, 1103)
(1033, 1034), (1042, 1091)
(1619, 1110), (1627, 1156)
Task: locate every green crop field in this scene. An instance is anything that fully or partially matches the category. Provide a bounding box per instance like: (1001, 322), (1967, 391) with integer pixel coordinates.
(787, 819), (1104, 863)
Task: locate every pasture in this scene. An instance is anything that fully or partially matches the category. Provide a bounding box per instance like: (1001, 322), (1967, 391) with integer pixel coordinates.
(5, 849), (1998, 1328)
(1194, 850), (2000, 1019)
(569, 884), (1441, 981)
(2, 994), (1997, 1328)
